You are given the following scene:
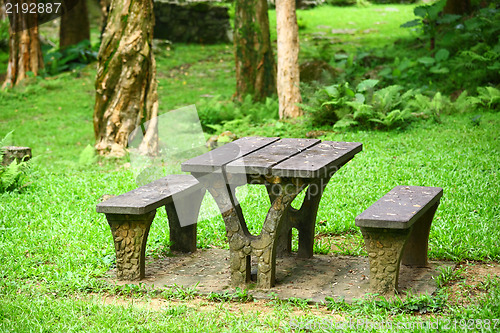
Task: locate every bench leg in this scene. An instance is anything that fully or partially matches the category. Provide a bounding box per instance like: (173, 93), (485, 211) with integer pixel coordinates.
(360, 227), (411, 295)
(402, 201), (439, 267)
(106, 212), (156, 280)
(165, 189), (205, 253)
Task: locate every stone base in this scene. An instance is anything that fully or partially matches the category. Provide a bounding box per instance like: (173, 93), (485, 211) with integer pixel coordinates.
(105, 249), (455, 303)
(1, 146), (31, 166)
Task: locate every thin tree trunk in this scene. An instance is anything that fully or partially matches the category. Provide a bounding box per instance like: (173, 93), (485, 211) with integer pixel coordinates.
(93, 0), (158, 157)
(234, 0), (276, 102)
(60, 0), (90, 48)
(2, 0), (43, 89)
(276, 0), (302, 119)
(0, 0), (6, 21)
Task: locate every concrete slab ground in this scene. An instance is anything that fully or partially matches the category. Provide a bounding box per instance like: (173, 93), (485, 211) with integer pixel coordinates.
(105, 249), (455, 303)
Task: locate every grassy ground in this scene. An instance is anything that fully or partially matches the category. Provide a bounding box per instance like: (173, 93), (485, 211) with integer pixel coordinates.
(1, 3), (499, 332)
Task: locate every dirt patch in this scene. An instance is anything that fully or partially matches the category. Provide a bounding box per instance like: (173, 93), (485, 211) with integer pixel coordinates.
(95, 260), (499, 320)
(103, 248), (453, 303)
(445, 261), (500, 307)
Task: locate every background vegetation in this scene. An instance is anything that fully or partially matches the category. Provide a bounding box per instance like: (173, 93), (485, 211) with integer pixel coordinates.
(0, 1), (499, 331)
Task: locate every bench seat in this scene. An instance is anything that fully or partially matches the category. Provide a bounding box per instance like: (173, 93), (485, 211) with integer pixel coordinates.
(96, 174), (205, 280)
(355, 185), (443, 295)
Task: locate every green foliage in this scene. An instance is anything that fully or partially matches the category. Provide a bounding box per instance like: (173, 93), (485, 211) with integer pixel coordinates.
(197, 95), (279, 133)
(397, 5), (500, 92)
(401, 0), (459, 49)
(466, 86), (500, 111)
(326, 293), (446, 315)
(206, 287), (253, 303)
(435, 266), (465, 288)
(304, 79), (446, 130)
(0, 131), (32, 193)
(43, 39), (98, 76)
(160, 284), (198, 300)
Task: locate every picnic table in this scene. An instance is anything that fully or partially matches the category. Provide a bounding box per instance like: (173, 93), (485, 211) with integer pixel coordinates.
(181, 137), (362, 288)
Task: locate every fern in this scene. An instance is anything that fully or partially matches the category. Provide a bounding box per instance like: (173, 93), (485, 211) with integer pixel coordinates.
(476, 87), (500, 111)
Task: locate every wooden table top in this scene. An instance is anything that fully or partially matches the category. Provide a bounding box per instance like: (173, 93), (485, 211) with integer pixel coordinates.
(181, 136), (362, 178)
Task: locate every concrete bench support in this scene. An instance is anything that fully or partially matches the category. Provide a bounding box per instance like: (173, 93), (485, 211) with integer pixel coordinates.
(97, 175), (205, 280)
(355, 185), (443, 295)
(106, 212), (156, 280)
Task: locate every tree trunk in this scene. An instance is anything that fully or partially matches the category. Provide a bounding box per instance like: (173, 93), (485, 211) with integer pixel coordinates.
(234, 0), (276, 102)
(99, 0), (111, 41)
(276, 0), (302, 119)
(0, 0), (6, 21)
(93, 0), (159, 157)
(2, 0), (44, 89)
(59, 0), (90, 48)
(443, 0), (471, 15)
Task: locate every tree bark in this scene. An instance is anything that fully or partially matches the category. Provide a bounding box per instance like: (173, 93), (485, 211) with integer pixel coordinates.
(93, 0), (159, 157)
(443, 0), (471, 15)
(59, 0), (90, 48)
(99, 0), (111, 41)
(276, 0), (302, 119)
(2, 0), (43, 89)
(234, 0), (276, 102)
(0, 0), (6, 21)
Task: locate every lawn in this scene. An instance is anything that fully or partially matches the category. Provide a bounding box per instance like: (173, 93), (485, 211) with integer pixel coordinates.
(1, 2), (499, 331)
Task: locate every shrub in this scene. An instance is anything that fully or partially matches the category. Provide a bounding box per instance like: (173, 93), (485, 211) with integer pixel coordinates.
(303, 79), (455, 130)
(43, 39), (98, 76)
(196, 95), (279, 133)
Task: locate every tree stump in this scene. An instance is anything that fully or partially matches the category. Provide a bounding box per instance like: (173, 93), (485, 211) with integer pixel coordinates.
(1, 146), (32, 166)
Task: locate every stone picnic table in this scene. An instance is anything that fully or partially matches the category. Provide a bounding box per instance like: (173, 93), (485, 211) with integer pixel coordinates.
(181, 137), (362, 288)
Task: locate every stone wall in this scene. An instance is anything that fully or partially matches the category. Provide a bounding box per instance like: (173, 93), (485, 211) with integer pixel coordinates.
(154, 1), (231, 44)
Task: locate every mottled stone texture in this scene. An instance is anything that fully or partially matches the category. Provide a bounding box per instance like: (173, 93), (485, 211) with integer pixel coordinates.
(196, 172), (312, 288)
(272, 176), (331, 259)
(360, 227), (411, 295)
(1, 146), (31, 166)
(356, 187), (442, 296)
(106, 212), (156, 280)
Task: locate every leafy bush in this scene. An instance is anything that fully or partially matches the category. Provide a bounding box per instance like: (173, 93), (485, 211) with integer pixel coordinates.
(464, 86), (500, 112)
(398, 4), (500, 92)
(196, 95), (279, 133)
(303, 79), (445, 130)
(0, 132), (32, 193)
(401, 0), (460, 50)
(43, 39), (98, 76)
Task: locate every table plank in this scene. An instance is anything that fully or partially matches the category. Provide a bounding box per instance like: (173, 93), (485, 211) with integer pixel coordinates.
(270, 141), (362, 178)
(225, 138), (320, 175)
(181, 136), (279, 173)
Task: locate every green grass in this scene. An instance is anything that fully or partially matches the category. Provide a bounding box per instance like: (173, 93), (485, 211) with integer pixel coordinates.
(1, 2), (499, 331)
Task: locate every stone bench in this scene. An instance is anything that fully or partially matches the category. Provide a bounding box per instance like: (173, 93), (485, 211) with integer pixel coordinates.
(355, 185), (443, 295)
(96, 174), (205, 280)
